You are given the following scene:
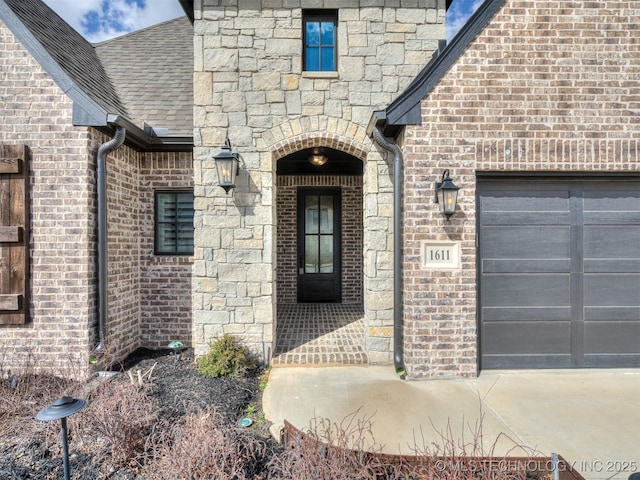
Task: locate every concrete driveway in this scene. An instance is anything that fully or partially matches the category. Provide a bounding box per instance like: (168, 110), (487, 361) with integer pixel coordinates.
(263, 366), (640, 480)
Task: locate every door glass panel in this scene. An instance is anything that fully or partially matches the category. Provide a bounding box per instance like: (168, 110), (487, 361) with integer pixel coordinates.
(305, 196), (319, 234)
(319, 235), (333, 273)
(319, 196), (333, 234)
(305, 236), (318, 273)
(304, 194), (335, 274)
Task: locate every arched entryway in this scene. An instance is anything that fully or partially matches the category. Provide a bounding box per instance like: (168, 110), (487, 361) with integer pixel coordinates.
(272, 145), (367, 365)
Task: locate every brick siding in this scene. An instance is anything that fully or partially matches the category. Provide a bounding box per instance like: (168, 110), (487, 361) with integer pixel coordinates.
(140, 152), (194, 348)
(0, 21), (194, 377)
(401, 0), (640, 378)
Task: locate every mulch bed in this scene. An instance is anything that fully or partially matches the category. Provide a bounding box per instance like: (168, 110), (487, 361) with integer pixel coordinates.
(0, 347), (278, 479)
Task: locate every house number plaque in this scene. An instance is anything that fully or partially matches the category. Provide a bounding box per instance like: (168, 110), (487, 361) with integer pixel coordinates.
(422, 241), (460, 269)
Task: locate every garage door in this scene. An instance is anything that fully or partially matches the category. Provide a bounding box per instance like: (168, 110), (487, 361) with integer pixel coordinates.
(478, 179), (640, 369)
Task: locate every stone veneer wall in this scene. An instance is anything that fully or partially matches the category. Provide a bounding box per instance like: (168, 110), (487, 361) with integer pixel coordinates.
(276, 175), (363, 305)
(192, 0), (446, 363)
(401, 0), (640, 378)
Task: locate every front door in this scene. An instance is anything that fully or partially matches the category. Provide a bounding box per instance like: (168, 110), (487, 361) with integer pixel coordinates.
(297, 188), (341, 302)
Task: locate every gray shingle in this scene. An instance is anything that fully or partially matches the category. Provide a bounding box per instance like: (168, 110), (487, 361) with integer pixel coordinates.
(2, 0), (193, 141)
(95, 17), (193, 137)
(4, 0), (126, 117)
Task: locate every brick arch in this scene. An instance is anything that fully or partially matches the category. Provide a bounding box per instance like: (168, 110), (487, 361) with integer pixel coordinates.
(264, 117), (372, 162)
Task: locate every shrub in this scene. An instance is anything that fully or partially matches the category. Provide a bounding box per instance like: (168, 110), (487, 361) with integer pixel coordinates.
(144, 407), (273, 480)
(196, 334), (256, 379)
(84, 379), (158, 467)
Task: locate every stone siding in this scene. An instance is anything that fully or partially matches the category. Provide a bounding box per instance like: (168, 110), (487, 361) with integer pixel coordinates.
(193, 0), (446, 363)
(402, 0), (640, 378)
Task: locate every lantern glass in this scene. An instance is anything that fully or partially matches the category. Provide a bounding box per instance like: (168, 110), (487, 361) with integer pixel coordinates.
(213, 144), (239, 194)
(435, 169), (460, 220)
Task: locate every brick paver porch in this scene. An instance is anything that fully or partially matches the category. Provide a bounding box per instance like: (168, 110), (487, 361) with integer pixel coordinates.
(272, 304), (368, 366)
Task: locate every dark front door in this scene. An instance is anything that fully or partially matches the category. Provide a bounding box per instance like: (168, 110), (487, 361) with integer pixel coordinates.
(297, 188), (341, 303)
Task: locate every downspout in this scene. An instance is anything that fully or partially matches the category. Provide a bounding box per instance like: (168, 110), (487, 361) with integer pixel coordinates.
(94, 126), (126, 355)
(372, 127), (406, 378)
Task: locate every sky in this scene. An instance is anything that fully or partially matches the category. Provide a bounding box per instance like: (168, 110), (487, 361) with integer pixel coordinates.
(446, 0), (487, 42)
(43, 0), (483, 44)
(42, 0), (185, 43)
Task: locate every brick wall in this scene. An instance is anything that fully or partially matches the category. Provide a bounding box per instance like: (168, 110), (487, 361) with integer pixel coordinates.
(276, 175), (363, 304)
(0, 20), (95, 377)
(0, 21), (195, 377)
(401, 0), (640, 378)
(140, 151), (194, 348)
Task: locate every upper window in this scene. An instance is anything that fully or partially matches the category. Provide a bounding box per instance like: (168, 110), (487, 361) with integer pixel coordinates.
(303, 10), (337, 72)
(155, 191), (194, 255)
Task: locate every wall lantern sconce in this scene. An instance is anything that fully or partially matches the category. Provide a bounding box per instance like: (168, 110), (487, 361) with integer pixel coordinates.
(434, 169), (460, 220)
(36, 396), (87, 480)
(213, 138), (241, 194)
(308, 147), (328, 167)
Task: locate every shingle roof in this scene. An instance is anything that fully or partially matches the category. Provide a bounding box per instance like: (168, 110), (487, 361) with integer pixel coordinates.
(3, 0), (126, 117)
(0, 0), (193, 150)
(95, 17), (193, 138)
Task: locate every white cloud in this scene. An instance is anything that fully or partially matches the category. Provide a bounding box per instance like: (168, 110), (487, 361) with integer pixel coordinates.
(446, 0), (486, 42)
(43, 0), (185, 43)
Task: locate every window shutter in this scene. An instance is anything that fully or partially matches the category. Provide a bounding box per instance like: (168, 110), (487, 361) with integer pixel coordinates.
(0, 145), (29, 325)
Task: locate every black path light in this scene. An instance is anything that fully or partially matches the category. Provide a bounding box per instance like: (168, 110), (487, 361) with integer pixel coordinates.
(434, 169), (460, 220)
(36, 396), (87, 480)
(213, 137), (241, 194)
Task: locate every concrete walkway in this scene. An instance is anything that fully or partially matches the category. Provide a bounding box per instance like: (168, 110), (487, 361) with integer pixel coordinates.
(263, 366), (640, 480)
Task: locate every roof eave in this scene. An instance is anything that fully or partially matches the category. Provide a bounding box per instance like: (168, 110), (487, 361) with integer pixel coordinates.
(106, 115), (193, 152)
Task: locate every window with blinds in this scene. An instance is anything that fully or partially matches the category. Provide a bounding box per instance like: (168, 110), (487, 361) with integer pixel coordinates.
(155, 191), (194, 255)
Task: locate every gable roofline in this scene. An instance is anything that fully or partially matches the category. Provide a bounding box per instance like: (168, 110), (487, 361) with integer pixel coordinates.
(0, 0), (110, 126)
(0, 0), (193, 152)
(179, 0), (194, 23)
(373, 0), (507, 137)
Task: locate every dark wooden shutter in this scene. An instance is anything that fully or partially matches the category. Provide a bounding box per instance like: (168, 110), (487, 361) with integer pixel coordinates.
(0, 145), (29, 325)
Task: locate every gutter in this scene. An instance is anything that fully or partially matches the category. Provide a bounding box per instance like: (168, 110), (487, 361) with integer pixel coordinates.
(94, 126), (126, 354)
(370, 122), (406, 378)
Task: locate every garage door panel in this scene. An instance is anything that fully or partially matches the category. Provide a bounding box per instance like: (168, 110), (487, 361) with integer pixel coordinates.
(483, 259), (571, 274)
(584, 321), (640, 354)
(584, 259), (640, 273)
(480, 212), (571, 226)
(583, 212), (640, 224)
(584, 226), (640, 258)
(482, 355), (573, 369)
(482, 275), (570, 307)
(583, 187), (640, 211)
(482, 226), (570, 259)
(584, 274), (640, 307)
(479, 179), (640, 370)
(583, 354), (640, 368)
(482, 306), (572, 322)
(479, 188), (569, 212)
(584, 306), (640, 321)
(482, 322), (571, 355)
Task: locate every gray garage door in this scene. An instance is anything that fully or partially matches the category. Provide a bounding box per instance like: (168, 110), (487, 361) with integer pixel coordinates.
(478, 179), (640, 369)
